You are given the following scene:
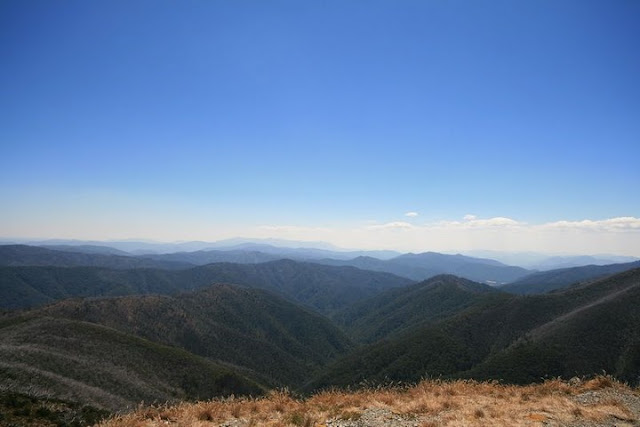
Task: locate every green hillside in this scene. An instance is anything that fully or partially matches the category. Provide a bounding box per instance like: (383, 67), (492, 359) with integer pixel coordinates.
(183, 259), (413, 314)
(0, 315), (264, 412)
(311, 268), (640, 389)
(334, 274), (498, 342)
(0, 266), (181, 309)
(0, 259), (411, 314)
(467, 268), (640, 384)
(35, 284), (354, 387)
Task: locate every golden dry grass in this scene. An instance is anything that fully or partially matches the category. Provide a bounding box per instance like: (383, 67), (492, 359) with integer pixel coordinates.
(99, 376), (639, 426)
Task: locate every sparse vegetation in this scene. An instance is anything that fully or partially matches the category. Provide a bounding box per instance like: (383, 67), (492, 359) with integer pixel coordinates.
(99, 376), (639, 426)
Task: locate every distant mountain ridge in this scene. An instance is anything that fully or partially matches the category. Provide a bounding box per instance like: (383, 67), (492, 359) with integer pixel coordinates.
(530, 255), (640, 271)
(0, 245), (191, 270)
(501, 260), (640, 294)
(13, 238), (401, 259)
(205, 242), (402, 261)
(40, 244), (132, 256)
(13, 243), (640, 288)
(5, 239), (635, 268)
(0, 258), (412, 313)
(318, 252), (530, 284)
(141, 249), (284, 265)
(462, 250), (639, 269)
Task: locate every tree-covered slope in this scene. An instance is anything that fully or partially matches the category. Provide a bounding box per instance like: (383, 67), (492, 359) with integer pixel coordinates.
(466, 269), (640, 384)
(0, 266), (183, 309)
(0, 259), (411, 314)
(334, 275), (498, 342)
(310, 268), (640, 389)
(183, 259), (413, 314)
(0, 315), (264, 412)
(35, 284), (354, 387)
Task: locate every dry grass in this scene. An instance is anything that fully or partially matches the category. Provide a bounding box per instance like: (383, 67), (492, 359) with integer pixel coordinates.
(99, 376), (639, 426)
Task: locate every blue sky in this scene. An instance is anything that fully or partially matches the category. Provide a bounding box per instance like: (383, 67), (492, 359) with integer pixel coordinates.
(1, 1), (639, 254)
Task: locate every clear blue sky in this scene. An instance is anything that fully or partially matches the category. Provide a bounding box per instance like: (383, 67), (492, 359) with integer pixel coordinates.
(1, 1), (639, 253)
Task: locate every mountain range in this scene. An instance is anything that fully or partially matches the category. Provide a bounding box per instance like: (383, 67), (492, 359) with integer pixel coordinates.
(6, 238), (636, 268)
(1, 243), (533, 284)
(0, 244), (191, 270)
(1, 241), (639, 423)
(463, 249), (639, 270)
(319, 252), (530, 284)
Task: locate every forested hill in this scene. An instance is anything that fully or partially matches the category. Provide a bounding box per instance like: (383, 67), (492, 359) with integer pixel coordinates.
(311, 268), (640, 389)
(0, 259), (412, 314)
(0, 314), (265, 411)
(32, 283), (354, 387)
(335, 274), (498, 342)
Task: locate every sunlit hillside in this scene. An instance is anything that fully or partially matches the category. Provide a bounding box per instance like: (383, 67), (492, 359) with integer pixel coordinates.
(100, 377), (639, 427)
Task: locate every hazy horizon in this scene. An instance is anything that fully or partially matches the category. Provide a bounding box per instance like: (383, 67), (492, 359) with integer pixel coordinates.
(2, 1), (639, 256)
(2, 233), (639, 259)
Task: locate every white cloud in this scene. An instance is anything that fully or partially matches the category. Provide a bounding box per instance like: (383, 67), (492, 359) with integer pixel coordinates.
(347, 216), (639, 255)
(367, 221), (415, 230)
(436, 216), (522, 229)
(405, 211), (419, 217)
(469, 216), (521, 227)
(538, 216), (640, 232)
